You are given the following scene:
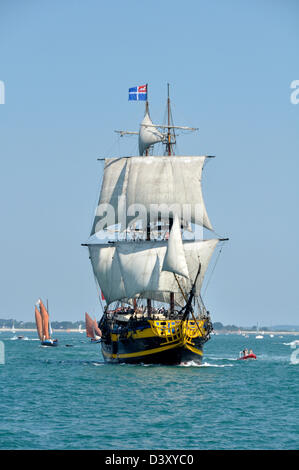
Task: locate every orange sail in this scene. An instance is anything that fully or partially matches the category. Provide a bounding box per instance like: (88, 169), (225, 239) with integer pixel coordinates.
(93, 320), (102, 338)
(39, 299), (50, 339)
(85, 313), (101, 339)
(85, 313), (95, 338)
(35, 305), (43, 340)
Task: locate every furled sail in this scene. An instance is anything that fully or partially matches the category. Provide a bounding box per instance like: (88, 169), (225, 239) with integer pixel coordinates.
(139, 110), (165, 156)
(91, 156), (212, 234)
(88, 239), (218, 306)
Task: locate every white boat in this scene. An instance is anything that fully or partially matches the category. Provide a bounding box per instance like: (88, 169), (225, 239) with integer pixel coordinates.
(256, 323), (263, 339)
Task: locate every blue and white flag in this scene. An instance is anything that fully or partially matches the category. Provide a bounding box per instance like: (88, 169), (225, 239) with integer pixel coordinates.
(128, 84), (147, 101)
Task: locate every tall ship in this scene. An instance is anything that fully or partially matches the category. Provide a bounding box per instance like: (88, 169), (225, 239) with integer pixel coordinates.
(83, 84), (227, 364)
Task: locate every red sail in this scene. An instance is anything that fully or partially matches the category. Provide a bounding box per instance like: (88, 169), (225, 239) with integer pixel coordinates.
(85, 313), (95, 339)
(93, 319), (102, 338)
(85, 313), (102, 339)
(35, 306), (43, 340)
(39, 299), (50, 339)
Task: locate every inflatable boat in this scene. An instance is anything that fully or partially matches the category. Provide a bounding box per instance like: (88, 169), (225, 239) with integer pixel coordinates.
(238, 353), (256, 360)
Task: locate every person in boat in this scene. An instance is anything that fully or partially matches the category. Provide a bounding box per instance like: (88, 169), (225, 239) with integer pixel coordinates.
(249, 349), (254, 355)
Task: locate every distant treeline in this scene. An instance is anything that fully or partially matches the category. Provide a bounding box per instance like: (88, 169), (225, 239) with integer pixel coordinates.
(212, 322), (269, 331)
(0, 319), (85, 329)
(1, 318), (298, 331)
(213, 322), (299, 332)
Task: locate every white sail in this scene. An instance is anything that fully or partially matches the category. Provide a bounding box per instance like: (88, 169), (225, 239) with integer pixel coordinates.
(91, 155), (212, 234)
(139, 110), (165, 156)
(88, 244), (127, 304)
(162, 215), (189, 279)
(88, 239), (218, 306)
(118, 248), (160, 300)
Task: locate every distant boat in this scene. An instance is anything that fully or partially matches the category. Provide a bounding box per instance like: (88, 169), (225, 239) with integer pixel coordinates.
(85, 313), (102, 343)
(255, 323), (263, 339)
(35, 299), (58, 347)
(238, 353), (257, 360)
(11, 322), (16, 334)
(78, 324), (84, 334)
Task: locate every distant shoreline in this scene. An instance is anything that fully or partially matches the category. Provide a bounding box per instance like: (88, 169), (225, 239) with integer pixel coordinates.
(0, 328), (84, 333)
(215, 330), (299, 336)
(1, 328), (298, 335)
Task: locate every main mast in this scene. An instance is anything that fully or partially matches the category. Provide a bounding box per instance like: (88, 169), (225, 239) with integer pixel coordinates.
(166, 83), (175, 315)
(166, 83), (175, 157)
(144, 85), (152, 316)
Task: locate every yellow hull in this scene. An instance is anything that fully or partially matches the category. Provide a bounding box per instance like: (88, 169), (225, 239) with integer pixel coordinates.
(101, 318), (210, 364)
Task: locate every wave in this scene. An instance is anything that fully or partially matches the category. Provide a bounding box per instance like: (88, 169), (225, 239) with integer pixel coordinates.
(10, 336), (29, 341)
(207, 355), (239, 361)
(283, 340), (299, 347)
(179, 361), (233, 368)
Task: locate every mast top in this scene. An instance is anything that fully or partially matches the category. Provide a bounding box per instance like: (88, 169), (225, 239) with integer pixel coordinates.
(114, 84), (198, 156)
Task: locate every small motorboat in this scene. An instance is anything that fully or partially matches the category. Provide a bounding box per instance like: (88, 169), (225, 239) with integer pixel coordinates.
(238, 353), (257, 360)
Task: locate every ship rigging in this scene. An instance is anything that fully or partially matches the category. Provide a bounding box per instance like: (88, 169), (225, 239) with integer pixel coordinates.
(82, 84), (228, 364)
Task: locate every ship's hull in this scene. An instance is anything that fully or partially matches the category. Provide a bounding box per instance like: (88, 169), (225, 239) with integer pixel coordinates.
(41, 339), (58, 347)
(100, 318), (209, 365)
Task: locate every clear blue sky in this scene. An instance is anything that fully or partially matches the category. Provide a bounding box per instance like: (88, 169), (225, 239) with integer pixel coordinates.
(0, 0), (298, 326)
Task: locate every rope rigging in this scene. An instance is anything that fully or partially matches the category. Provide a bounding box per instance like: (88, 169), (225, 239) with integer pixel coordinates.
(202, 245), (224, 298)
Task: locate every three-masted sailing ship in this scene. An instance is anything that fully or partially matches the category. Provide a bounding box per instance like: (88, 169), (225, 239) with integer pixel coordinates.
(35, 299), (58, 347)
(83, 84), (227, 364)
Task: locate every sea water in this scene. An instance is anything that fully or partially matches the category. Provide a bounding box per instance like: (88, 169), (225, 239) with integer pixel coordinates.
(0, 331), (298, 450)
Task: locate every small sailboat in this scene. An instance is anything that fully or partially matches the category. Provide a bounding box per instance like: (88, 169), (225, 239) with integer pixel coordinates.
(85, 313), (102, 343)
(78, 324), (84, 334)
(255, 323), (264, 339)
(35, 299), (58, 347)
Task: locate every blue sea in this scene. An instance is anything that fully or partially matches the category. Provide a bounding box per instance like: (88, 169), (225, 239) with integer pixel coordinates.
(0, 331), (298, 450)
